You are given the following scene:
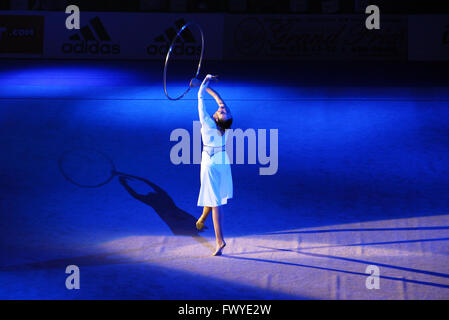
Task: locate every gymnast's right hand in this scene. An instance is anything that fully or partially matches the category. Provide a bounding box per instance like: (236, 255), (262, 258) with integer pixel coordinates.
(203, 74), (218, 84)
(206, 74), (218, 80)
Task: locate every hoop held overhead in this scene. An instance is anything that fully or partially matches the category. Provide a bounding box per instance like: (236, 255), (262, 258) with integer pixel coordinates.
(163, 22), (205, 100)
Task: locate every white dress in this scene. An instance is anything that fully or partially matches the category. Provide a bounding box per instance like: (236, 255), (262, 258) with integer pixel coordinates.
(197, 90), (233, 207)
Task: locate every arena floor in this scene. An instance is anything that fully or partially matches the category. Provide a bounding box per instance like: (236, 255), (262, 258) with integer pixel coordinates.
(1, 59), (449, 299)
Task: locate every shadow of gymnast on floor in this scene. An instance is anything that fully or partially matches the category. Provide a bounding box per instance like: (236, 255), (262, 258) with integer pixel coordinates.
(117, 173), (206, 237)
(0, 173), (214, 272)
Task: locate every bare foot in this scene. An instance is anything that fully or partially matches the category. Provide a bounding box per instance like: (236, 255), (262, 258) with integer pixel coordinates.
(212, 241), (226, 256)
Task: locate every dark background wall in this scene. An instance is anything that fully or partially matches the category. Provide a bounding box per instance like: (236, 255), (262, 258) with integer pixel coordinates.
(0, 0), (443, 14)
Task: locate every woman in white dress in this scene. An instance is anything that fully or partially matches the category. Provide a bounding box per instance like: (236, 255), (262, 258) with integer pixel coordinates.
(195, 74), (233, 256)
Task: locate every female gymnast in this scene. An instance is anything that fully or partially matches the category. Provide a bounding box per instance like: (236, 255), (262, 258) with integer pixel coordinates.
(195, 74), (233, 256)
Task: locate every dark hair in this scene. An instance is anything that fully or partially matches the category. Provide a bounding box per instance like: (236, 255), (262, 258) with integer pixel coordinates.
(215, 117), (233, 135)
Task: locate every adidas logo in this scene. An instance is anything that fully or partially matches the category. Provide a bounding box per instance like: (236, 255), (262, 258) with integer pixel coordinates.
(147, 18), (201, 56)
(62, 16), (120, 55)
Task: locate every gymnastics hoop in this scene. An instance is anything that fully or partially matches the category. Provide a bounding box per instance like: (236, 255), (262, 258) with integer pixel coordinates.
(163, 22), (205, 100)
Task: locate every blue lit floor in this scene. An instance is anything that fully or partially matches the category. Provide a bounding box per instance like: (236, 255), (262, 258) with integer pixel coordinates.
(0, 60), (449, 299)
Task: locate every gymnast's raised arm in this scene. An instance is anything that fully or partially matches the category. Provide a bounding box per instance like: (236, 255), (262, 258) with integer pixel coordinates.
(205, 87), (226, 108)
(197, 74), (216, 124)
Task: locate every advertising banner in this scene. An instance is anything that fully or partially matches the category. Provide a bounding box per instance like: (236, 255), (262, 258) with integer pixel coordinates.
(2, 12), (445, 61)
(223, 14), (407, 60)
(0, 11), (224, 60)
(0, 14), (44, 56)
(44, 11), (224, 60)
